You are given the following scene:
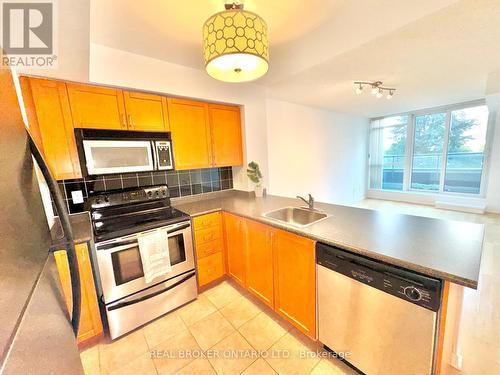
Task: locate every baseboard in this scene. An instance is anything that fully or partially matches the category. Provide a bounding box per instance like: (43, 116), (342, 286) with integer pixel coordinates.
(435, 201), (486, 214)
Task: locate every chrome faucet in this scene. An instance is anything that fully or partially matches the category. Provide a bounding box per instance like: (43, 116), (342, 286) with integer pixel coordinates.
(297, 194), (314, 210)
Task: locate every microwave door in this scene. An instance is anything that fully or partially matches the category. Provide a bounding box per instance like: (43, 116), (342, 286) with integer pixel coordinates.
(83, 140), (155, 175)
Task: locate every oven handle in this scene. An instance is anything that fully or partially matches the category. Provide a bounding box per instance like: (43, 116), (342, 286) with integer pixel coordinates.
(107, 271), (196, 311)
(96, 222), (191, 250)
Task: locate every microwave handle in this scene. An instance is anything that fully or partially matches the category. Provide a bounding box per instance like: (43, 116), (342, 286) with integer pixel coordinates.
(151, 141), (158, 170)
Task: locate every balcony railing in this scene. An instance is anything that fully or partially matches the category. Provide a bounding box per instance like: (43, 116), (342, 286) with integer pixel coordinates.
(381, 152), (484, 193)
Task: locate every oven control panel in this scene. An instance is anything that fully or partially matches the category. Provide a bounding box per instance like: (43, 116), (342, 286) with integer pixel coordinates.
(88, 186), (169, 208)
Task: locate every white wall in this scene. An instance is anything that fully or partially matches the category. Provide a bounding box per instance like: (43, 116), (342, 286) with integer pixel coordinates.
(16, 0), (90, 82)
(89, 43), (268, 191)
(485, 93), (500, 213)
(266, 99), (369, 205)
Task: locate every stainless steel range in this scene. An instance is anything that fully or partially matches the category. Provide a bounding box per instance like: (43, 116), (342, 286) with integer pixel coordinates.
(87, 185), (197, 339)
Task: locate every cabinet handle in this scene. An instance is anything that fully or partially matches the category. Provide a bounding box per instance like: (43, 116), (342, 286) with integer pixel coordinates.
(128, 115), (134, 129)
(121, 114), (127, 129)
(205, 248), (213, 255)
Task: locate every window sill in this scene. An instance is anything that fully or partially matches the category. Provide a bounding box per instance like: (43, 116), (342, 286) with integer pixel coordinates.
(366, 189), (486, 214)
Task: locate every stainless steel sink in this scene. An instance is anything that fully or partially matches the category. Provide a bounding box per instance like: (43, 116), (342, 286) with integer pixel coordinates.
(263, 206), (330, 228)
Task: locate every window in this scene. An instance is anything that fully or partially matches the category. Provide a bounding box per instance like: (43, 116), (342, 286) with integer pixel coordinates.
(368, 102), (490, 196)
(411, 113), (446, 191)
(369, 116), (408, 191)
(444, 106), (489, 194)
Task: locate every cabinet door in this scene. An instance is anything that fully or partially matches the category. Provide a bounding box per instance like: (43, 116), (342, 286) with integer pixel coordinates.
(168, 98), (212, 170)
(273, 229), (316, 338)
(19, 77), (44, 154)
(54, 243), (103, 344)
(197, 252), (225, 287)
(246, 219), (274, 307)
(123, 91), (169, 132)
(209, 104), (243, 167)
(26, 77), (82, 179)
(224, 213), (247, 286)
(67, 83), (126, 130)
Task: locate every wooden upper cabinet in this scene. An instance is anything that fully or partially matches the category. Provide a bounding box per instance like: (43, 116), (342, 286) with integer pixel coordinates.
(209, 104), (243, 167)
(224, 213), (247, 287)
(168, 98), (212, 170)
(246, 219), (274, 307)
(19, 77), (44, 154)
(123, 91), (169, 132)
(273, 229), (316, 339)
(23, 77), (82, 179)
(67, 83), (126, 130)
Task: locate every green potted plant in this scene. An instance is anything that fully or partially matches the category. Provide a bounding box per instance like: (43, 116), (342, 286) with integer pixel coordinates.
(247, 161), (264, 197)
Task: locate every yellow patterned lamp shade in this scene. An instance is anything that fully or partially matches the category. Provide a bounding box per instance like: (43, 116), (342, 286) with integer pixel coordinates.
(203, 8), (269, 82)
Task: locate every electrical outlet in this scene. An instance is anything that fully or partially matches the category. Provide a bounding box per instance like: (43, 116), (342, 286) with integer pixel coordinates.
(71, 190), (84, 204)
(450, 352), (463, 370)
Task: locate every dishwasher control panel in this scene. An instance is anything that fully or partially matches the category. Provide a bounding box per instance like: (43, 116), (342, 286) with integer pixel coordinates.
(316, 243), (442, 312)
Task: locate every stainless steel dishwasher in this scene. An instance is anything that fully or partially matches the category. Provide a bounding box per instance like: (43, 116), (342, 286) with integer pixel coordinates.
(317, 242), (443, 375)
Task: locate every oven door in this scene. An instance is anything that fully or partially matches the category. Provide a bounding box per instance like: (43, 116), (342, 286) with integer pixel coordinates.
(83, 139), (154, 175)
(96, 221), (194, 304)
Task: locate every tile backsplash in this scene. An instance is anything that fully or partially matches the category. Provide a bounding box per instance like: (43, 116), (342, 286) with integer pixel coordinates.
(56, 167), (233, 214)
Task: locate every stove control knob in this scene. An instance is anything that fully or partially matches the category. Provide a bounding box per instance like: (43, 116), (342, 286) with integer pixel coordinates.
(404, 286), (421, 301)
(104, 195), (110, 203)
(155, 191), (160, 197)
(147, 191), (153, 198)
(95, 197), (102, 204)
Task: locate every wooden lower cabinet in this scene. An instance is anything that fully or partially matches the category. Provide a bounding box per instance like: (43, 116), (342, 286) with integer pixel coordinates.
(196, 212), (316, 339)
(193, 212), (225, 288)
(223, 213), (316, 338)
(194, 226), (222, 244)
(273, 229), (316, 339)
(53, 242), (103, 345)
(224, 213), (247, 287)
(246, 219), (274, 307)
(197, 252), (225, 286)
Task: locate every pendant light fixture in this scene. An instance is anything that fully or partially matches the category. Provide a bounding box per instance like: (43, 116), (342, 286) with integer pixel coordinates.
(203, 2), (269, 82)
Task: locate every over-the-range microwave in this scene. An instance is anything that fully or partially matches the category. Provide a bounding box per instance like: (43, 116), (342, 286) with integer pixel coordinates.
(75, 129), (174, 176)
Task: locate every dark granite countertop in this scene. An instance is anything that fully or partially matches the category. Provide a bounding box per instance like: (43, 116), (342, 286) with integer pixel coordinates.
(173, 191), (484, 289)
(50, 212), (93, 247)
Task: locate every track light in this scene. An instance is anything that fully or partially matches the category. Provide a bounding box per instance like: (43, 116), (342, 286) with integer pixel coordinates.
(354, 81), (396, 99)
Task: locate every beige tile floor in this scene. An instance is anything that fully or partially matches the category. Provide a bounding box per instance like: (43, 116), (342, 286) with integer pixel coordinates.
(81, 199), (500, 375)
(80, 280), (356, 375)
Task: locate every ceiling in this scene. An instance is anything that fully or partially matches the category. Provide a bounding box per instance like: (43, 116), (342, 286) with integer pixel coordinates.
(91, 0), (500, 117)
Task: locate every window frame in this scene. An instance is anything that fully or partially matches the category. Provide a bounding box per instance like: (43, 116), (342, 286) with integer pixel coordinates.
(368, 99), (493, 198)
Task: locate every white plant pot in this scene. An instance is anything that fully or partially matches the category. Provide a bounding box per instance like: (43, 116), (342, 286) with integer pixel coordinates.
(254, 185), (264, 198)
